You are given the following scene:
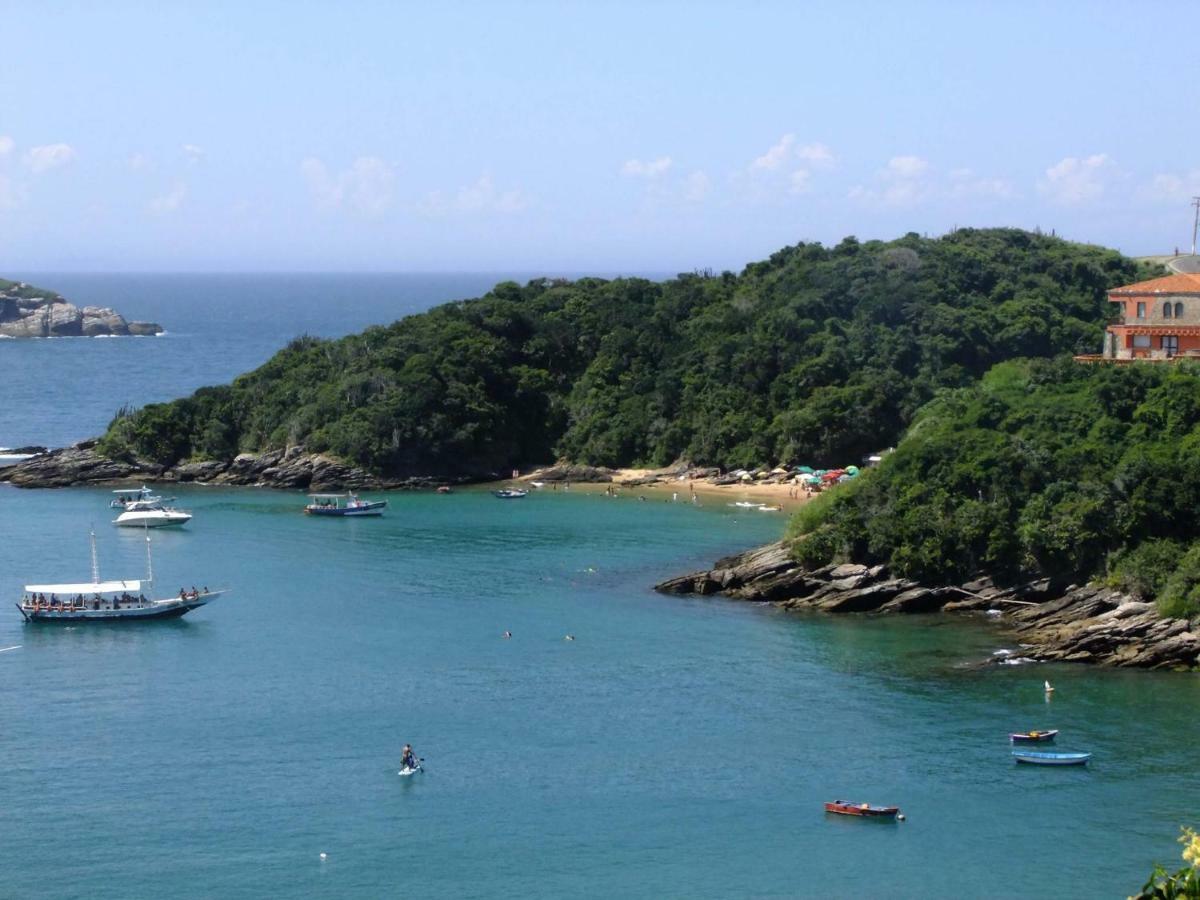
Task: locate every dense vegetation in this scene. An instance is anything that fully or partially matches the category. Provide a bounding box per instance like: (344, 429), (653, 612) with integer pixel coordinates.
(0, 277), (61, 300)
(98, 228), (1145, 478)
(790, 358), (1200, 617)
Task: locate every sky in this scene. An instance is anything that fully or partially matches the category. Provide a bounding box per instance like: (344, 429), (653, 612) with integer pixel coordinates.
(1, 1), (1198, 273)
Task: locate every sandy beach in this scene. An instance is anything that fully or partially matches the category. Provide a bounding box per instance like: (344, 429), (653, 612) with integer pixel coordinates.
(516, 467), (815, 512)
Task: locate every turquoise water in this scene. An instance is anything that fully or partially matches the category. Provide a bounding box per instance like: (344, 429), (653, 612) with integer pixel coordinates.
(2, 485), (1198, 898)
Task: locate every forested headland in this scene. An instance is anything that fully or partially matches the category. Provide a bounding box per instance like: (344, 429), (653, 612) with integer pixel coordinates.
(790, 358), (1200, 619)
(96, 228), (1146, 478)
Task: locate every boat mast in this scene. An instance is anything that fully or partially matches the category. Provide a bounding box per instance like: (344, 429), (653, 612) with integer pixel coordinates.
(144, 527), (154, 590)
(90, 529), (100, 584)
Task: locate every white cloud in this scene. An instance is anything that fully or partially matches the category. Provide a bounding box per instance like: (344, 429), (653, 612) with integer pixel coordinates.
(886, 155), (929, 179)
(128, 152), (147, 171)
(183, 144), (205, 165)
(0, 136), (14, 156)
(621, 156), (673, 178)
(421, 173), (531, 216)
(751, 134), (795, 172)
(750, 136), (834, 173)
(24, 143), (75, 174)
(683, 170), (710, 202)
(1038, 153), (1113, 205)
(1142, 171), (1200, 204)
(147, 182), (187, 214)
(301, 156), (395, 216)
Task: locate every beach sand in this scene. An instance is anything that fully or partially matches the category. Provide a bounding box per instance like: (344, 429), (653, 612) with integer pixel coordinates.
(518, 467), (815, 512)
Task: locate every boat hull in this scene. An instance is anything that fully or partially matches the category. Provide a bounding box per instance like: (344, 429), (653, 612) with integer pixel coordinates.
(1010, 730), (1058, 743)
(304, 502), (387, 517)
(824, 801), (900, 819)
(113, 512), (192, 528)
(1013, 751), (1090, 766)
(16, 592), (222, 623)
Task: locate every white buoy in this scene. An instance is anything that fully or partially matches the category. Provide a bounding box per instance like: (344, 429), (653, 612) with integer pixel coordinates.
(897, 813), (906, 822)
(319, 852), (327, 861)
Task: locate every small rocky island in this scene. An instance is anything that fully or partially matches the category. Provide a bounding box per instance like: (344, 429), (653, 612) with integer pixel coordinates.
(0, 278), (162, 338)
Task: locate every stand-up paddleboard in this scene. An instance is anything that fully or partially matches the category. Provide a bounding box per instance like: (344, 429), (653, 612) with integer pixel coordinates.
(398, 764), (423, 777)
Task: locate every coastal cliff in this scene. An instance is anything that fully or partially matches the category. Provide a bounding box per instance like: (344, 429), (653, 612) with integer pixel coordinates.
(0, 442), (452, 490)
(0, 279), (161, 337)
(656, 543), (1200, 669)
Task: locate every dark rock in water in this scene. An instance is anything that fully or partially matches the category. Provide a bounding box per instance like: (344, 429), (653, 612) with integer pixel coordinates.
(0, 283), (162, 338)
(529, 464), (615, 483)
(655, 543), (1200, 670)
(0, 442), (457, 493)
(0, 444), (144, 486)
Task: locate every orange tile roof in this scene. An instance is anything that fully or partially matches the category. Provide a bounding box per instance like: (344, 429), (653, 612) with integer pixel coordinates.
(1109, 273), (1200, 296)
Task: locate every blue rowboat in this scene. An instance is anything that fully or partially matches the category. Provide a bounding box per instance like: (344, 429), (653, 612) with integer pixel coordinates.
(1013, 750), (1090, 766)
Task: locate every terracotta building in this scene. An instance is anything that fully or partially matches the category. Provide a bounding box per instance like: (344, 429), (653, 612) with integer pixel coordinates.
(1094, 273), (1200, 361)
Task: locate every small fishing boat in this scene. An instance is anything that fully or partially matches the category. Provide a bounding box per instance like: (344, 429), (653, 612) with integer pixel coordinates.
(1010, 729), (1058, 743)
(1012, 750), (1090, 766)
(493, 489), (528, 499)
(304, 493), (388, 517)
(824, 801), (901, 820)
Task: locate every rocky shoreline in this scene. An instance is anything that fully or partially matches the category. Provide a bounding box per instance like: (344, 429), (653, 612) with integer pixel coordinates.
(656, 542), (1200, 670)
(0, 282), (161, 338)
(0, 442), (458, 491)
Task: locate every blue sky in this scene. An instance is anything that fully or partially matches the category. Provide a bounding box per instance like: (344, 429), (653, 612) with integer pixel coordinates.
(1, 1), (1198, 272)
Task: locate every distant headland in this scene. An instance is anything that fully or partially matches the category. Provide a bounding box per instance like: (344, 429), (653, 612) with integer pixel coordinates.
(0, 278), (162, 338)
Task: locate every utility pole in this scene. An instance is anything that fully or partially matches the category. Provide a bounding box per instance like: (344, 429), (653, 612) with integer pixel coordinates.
(1192, 196), (1200, 256)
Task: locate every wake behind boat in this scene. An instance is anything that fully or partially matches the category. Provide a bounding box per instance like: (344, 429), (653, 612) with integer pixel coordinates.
(304, 492), (388, 516)
(15, 531), (225, 623)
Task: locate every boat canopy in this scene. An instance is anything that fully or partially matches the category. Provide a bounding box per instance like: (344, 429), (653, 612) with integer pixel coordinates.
(307, 493), (348, 498)
(112, 487), (149, 495)
(23, 580), (142, 595)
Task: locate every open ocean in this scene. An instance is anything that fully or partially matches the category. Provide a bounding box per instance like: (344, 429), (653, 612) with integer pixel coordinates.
(1, 275), (1198, 898)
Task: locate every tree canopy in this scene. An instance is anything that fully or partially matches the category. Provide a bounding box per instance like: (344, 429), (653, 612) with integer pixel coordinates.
(791, 357), (1200, 617)
(98, 228), (1146, 479)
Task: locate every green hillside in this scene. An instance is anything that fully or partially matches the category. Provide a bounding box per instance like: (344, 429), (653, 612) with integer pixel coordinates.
(97, 228), (1148, 478)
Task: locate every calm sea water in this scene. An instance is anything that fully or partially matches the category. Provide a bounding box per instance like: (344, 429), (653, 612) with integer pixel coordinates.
(1, 276), (1198, 898)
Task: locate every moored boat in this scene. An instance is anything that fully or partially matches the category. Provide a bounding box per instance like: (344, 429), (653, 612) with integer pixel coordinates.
(823, 800), (901, 819)
(113, 502), (193, 528)
(1010, 729), (1058, 743)
(15, 532), (225, 623)
(304, 493), (388, 516)
(493, 489), (528, 499)
(1012, 750), (1090, 766)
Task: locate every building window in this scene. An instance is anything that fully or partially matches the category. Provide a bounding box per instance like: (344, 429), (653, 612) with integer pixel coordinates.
(1137, 301), (1146, 318)
(1176, 302), (1185, 318)
(1133, 335), (1152, 348)
(1163, 335), (1179, 356)
(1164, 302), (1173, 318)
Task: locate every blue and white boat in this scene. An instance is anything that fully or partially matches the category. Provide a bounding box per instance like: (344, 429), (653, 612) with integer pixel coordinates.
(1012, 750), (1091, 766)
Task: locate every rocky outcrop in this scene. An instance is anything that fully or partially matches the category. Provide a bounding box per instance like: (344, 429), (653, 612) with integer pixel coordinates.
(0, 442), (455, 491)
(0, 284), (162, 338)
(524, 464), (616, 483)
(657, 544), (1200, 670)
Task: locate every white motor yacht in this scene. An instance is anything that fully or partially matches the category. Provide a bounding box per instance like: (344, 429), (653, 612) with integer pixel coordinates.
(112, 498), (192, 528)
